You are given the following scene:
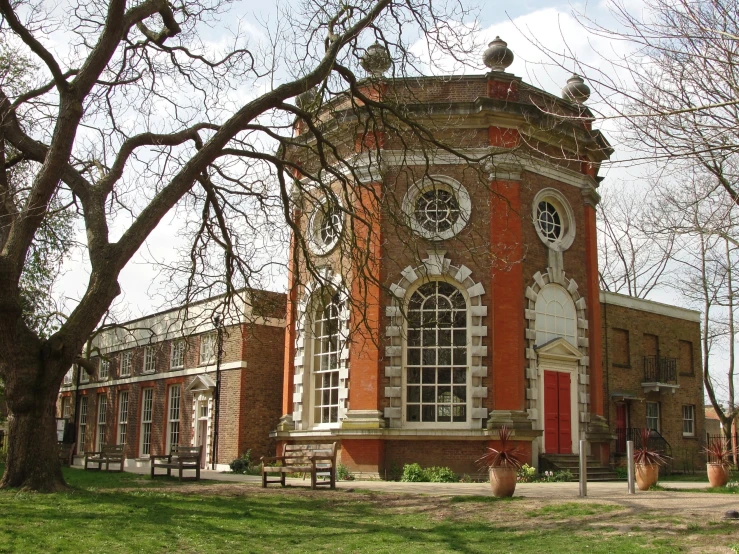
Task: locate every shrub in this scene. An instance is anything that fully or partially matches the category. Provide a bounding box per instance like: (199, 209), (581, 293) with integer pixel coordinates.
(400, 463), (425, 482)
(517, 464), (538, 483)
(337, 463), (354, 481)
(425, 466), (457, 483)
(230, 449), (259, 475)
(400, 463), (457, 482)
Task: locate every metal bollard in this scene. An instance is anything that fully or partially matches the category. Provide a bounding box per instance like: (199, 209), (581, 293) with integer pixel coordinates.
(627, 440), (635, 494)
(579, 440), (587, 497)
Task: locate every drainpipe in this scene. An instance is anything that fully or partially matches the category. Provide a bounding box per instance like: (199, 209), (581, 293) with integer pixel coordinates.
(72, 364), (82, 455)
(211, 315), (223, 470)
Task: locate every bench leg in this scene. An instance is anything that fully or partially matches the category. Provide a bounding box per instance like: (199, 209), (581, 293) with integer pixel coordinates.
(330, 467), (336, 490)
(311, 471), (317, 490)
(196, 466), (200, 481)
(280, 472), (286, 487)
(262, 472), (268, 488)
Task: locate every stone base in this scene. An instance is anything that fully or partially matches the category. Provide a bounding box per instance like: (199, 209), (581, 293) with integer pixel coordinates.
(341, 410), (386, 430)
(584, 414), (615, 443)
(276, 413), (294, 432)
(486, 410), (542, 441)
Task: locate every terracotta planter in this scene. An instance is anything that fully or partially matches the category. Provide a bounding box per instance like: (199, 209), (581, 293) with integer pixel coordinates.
(707, 463), (730, 488)
(635, 463), (660, 490)
(489, 466), (518, 497)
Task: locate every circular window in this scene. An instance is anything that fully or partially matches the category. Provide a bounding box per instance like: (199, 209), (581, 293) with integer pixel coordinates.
(536, 201), (562, 242)
(309, 198), (343, 255)
(532, 189), (575, 251)
(402, 176), (471, 240)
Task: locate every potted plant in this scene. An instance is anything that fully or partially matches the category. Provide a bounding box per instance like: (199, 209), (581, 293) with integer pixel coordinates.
(703, 438), (732, 488)
(633, 428), (669, 491)
(477, 426), (524, 497)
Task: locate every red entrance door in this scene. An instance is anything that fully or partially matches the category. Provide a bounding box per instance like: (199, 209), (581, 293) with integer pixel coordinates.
(544, 371), (572, 454)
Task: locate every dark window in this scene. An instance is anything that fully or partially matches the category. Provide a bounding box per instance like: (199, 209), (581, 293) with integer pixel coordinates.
(612, 328), (630, 367)
(643, 333), (658, 358)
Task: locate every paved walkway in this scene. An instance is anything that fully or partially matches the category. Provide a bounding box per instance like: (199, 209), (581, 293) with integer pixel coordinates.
(116, 464), (739, 516)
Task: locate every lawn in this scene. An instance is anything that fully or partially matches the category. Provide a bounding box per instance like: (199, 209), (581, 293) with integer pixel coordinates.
(1, 464), (738, 553)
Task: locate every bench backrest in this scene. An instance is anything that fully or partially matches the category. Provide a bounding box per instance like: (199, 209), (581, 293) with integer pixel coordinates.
(170, 445), (202, 460)
(101, 444), (125, 455)
(283, 443), (337, 465)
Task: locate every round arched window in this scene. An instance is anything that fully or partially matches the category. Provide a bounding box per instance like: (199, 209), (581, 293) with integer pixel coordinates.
(405, 281), (468, 424)
(312, 292), (343, 425)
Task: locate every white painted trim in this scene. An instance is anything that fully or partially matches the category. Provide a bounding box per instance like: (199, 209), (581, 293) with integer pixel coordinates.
(401, 175), (472, 241)
(304, 150), (597, 190)
(537, 358), (580, 455)
(600, 290), (701, 322)
(62, 361), (247, 391)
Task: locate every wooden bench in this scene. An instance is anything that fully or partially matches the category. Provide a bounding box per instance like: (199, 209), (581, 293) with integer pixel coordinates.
(84, 444), (126, 472)
(151, 445), (202, 481)
(58, 443), (74, 467)
(261, 442), (337, 489)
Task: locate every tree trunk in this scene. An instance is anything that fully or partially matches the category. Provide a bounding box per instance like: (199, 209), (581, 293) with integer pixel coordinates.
(0, 377), (66, 491)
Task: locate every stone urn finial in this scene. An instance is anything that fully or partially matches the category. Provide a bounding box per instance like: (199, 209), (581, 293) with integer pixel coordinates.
(361, 43), (392, 77)
(482, 37), (514, 72)
(562, 74), (591, 104)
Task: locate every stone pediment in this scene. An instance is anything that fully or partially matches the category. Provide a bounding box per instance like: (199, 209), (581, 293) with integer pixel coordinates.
(534, 337), (582, 362)
(185, 373), (216, 392)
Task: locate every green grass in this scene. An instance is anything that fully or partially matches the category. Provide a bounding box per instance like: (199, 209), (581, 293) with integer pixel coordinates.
(0, 464), (738, 553)
(525, 502), (623, 519)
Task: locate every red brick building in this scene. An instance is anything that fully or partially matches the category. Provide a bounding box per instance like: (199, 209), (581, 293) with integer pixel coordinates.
(58, 290), (285, 469)
(600, 291), (704, 468)
(275, 41), (617, 477)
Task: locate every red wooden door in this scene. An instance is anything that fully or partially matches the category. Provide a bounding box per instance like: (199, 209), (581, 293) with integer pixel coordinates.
(544, 371), (571, 454)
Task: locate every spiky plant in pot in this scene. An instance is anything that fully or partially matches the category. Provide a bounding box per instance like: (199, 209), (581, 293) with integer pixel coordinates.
(477, 426), (524, 497)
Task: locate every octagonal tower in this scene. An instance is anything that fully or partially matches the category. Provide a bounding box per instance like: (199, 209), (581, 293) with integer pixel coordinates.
(275, 40), (613, 477)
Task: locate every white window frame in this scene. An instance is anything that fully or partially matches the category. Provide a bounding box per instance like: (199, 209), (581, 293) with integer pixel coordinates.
(63, 368), (73, 385)
(120, 351), (132, 377)
(96, 394), (107, 450)
(531, 188), (576, 252)
(682, 405), (695, 437)
(140, 388), (154, 456)
(166, 385), (181, 451)
(534, 284), (577, 348)
(61, 397), (71, 419)
(403, 280), (470, 429)
(310, 294), (343, 429)
(646, 401), (660, 432)
(78, 396), (88, 452)
(200, 333), (217, 365)
(171, 340), (186, 369)
(401, 176), (471, 241)
(143, 346), (156, 374)
(79, 364), (90, 384)
(117, 392), (129, 445)
(99, 358), (110, 381)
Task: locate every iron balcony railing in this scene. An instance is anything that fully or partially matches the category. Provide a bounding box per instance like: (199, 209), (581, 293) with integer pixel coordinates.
(643, 356), (677, 384)
(615, 427), (672, 458)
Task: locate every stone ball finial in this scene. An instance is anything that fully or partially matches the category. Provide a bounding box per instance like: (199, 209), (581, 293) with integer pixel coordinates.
(482, 37), (514, 72)
(562, 74), (591, 104)
(296, 86), (319, 110)
(361, 43), (392, 77)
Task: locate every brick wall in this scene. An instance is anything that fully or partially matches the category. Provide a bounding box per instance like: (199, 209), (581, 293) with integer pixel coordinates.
(601, 298), (705, 459)
(239, 324), (285, 460)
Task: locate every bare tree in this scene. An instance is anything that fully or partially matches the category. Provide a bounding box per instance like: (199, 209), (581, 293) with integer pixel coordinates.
(597, 186), (674, 298)
(648, 173), (738, 450)
(0, 0), (483, 491)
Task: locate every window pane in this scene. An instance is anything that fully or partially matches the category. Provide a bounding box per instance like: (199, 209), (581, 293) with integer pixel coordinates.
(404, 281), (468, 425)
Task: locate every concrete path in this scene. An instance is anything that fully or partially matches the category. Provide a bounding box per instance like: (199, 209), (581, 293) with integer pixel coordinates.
(111, 464), (739, 517)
